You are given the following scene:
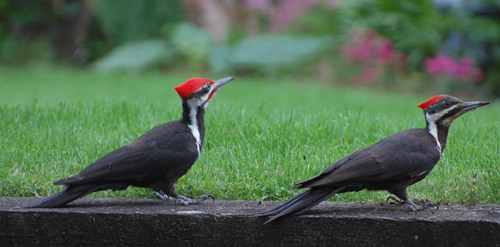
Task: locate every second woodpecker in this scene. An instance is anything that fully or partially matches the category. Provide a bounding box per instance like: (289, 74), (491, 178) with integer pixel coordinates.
(259, 95), (489, 223)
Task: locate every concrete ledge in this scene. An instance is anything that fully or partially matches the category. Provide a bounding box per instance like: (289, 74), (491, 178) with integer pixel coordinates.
(1, 197), (500, 246)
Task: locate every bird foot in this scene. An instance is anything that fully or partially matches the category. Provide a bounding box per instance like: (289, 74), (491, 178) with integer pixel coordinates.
(409, 196), (421, 203)
(386, 195), (421, 204)
(150, 190), (174, 200)
(175, 194), (215, 206)
(386, 195), (403, 204)
(403, 200), (439, 212)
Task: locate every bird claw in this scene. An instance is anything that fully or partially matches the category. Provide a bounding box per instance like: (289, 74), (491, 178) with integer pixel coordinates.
(386, 195), (421, 204)
(410, 196), (421, 203)
(403, 203), (420, 212)
(422, 201), (439, 210)
(386, 195), (403, 204)
(150, 190), (173, 200)
(403, 200), (439, 212)
(175, 194), (215, 206)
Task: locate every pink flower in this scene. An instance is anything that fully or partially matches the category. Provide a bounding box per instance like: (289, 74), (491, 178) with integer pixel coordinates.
(424, 54), (453, 76)
(423, 54), (483, 83)
(342, 28), (406, 85)
(376, 41), (393, 62)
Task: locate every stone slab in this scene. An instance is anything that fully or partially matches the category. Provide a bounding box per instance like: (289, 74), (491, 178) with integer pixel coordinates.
(1, 197), (499, 246)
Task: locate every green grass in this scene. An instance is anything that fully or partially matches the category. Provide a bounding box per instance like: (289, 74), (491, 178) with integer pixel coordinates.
(1, 66), (499, 204)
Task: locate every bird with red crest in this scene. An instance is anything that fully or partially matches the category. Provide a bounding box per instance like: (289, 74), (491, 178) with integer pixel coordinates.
(259, 94), (489, 223)
(24, 76), (234, 208)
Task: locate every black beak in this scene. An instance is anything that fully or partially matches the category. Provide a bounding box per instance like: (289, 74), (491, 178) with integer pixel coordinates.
(213, 76), (234, 90)
(207, 76), (234, 101)
(457, 101), (490, 114)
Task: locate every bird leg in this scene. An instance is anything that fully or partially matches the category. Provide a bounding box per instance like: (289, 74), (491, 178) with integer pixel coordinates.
(150, 190), (174, 200)
(175, 194), (215, 206)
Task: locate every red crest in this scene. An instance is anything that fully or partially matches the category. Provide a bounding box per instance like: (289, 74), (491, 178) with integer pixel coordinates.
(174, 78), (214, 98)
(417, 95), (443, 110)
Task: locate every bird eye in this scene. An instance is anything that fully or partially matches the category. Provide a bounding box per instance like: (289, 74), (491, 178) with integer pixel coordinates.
(204, 83), (211, 90)
(443, 101), (450, 107)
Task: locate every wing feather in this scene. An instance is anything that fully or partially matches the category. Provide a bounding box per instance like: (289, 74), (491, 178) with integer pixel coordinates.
(54, 121), (199, 186)
(294, 129), (441, 189)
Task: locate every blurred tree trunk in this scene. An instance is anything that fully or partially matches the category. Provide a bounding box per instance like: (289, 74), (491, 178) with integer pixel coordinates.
(49, 0), (93, 65)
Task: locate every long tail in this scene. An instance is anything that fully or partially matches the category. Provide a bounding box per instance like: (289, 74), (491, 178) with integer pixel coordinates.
(258, 186), (346, 224)
(23, 185), (99, 208)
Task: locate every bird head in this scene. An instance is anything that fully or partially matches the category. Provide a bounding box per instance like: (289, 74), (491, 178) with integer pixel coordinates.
(174, 76), (234, 108)
(417, 95), (489, 127)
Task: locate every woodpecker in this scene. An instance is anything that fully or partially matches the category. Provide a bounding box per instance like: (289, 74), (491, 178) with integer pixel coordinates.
(23, 76), (234, 208)
(259, 95), (489, 223)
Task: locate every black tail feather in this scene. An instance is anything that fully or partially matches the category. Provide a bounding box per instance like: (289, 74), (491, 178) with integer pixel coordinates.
(259, 186), (345, 224)
(22, 185), (98, 208)
(258, 190), (310, 216)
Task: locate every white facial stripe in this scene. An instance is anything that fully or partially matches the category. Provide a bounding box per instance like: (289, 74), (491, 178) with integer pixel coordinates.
(184, 85), (218, 154)
(194, 87), (213, 109)
(441, 105), (461, 126)
(201, 93), (210, 108)
(426, 119), (441, 153)
(187, 100), (202, 154)
(424, 104), (458, 153)
(425, 104), (461, 127)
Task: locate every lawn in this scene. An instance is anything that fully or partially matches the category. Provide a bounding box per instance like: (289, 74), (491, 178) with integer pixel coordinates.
(1, 66), (499, 204)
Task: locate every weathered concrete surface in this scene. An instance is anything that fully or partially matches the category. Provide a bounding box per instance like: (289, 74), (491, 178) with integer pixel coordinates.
(1, 197), (499, 246)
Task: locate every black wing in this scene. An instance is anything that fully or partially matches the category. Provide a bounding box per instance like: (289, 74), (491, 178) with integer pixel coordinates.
(294, 129), (441, 189)
(54, 121), (199, 186)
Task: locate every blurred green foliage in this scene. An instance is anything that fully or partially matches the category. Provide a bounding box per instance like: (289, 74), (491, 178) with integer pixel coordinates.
(289, 0), (500, 96)
(88, 0), (182, 46)
(1, 0), (499, 96)
(209, 35), (331, 75)
(166, 23), (212, 72)
(0, 0), (54, 64)
(336, 0), (450, 69)
(92, 39), (174, 72)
